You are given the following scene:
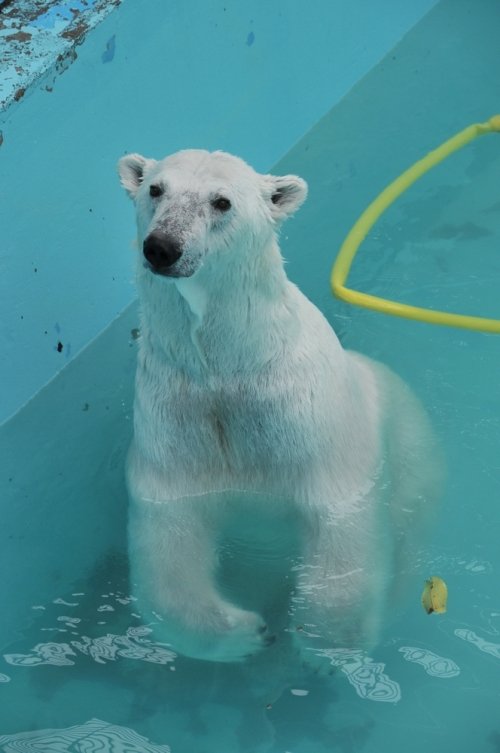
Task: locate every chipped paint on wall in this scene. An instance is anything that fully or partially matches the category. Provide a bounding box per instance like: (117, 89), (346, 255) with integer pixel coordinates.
(0, 0), (121, 112)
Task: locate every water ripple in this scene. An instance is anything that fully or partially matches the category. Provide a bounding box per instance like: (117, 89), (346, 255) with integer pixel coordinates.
(455, 628), (500, 659)
(314, 648), (401, 703)
(71, 626), (175, 665)
(0, 717), (170, 752)
(4, 642), (76, 667)
(399, 646), (460, 677)
(3, 627), (175, 669)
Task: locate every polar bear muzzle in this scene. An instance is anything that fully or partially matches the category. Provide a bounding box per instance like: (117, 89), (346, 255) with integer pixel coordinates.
(143, 231), (183, 276)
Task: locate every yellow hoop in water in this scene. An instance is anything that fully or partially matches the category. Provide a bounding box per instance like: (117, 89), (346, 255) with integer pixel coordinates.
(330, 115), (500, 333)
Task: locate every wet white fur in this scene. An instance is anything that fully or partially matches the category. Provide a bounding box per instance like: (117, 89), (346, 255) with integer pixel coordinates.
(118, 149), (441, 662)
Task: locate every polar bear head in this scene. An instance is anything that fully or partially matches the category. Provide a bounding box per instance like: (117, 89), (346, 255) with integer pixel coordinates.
(118, 149), (307, 280)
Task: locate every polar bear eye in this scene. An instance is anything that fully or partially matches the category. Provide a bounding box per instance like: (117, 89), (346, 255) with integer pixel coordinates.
(211, 197), (231, 212)
(149, 184), (163, 198)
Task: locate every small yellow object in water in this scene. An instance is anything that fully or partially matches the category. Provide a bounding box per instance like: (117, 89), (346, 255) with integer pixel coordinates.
(422, 576), (448, 615)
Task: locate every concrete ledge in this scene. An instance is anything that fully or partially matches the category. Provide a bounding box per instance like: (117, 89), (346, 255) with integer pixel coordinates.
(0, 0), (120, 111)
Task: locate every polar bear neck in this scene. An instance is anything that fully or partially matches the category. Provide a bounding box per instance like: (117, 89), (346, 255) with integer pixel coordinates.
(137, 236), (301, 376)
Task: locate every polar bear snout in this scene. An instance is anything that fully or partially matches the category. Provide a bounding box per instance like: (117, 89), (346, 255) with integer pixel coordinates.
(143, 231), (183, 275)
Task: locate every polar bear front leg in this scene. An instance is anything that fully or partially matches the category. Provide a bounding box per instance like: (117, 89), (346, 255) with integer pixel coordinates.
(128, 499), (274, 662)
(289, 512), (390, 661)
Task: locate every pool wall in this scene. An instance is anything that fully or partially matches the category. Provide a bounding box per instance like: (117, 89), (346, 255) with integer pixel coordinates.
(0, 0), (438, 424)
(6, 0), (489, 652)
(2, 2), (500, 744)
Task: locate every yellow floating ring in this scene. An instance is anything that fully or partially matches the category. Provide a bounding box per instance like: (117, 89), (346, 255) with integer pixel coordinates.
(330, 115), (500, 333)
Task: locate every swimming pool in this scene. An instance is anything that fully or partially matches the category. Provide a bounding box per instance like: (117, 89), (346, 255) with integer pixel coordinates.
(1, 0), (500, 750)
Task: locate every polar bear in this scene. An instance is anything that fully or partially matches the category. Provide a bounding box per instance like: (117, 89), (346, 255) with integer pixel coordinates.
(118, 149), (441, 664)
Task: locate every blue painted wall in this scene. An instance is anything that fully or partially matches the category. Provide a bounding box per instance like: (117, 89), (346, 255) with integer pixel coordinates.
(0, 0), (438, 423)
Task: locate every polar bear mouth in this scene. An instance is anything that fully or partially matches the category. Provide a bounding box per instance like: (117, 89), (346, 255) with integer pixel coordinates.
(143, 260), (194, 279)
(143, 260), (178, 277)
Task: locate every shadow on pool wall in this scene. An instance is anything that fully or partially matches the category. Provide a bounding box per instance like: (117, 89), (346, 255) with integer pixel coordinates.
(0, 2), (499, 734)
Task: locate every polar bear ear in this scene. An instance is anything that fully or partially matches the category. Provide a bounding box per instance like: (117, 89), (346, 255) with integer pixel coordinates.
(263, 174), (308, 221)
(118, 153), (157, 199)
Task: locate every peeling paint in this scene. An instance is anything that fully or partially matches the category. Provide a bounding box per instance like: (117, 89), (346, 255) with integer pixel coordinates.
(0, 0), (121, 112)
(5, 31), (33, 42)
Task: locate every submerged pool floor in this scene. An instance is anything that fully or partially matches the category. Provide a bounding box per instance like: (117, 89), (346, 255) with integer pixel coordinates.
(1, 1), (500, 750)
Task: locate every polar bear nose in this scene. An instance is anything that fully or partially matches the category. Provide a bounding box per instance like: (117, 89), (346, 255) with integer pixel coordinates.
(143, 232), (182, 272)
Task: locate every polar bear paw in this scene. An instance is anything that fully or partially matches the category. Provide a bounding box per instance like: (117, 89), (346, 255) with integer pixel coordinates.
(205, 604), (276, 663)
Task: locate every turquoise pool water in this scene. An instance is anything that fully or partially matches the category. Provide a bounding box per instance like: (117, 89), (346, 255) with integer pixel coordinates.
(1, 1), (500, 751)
